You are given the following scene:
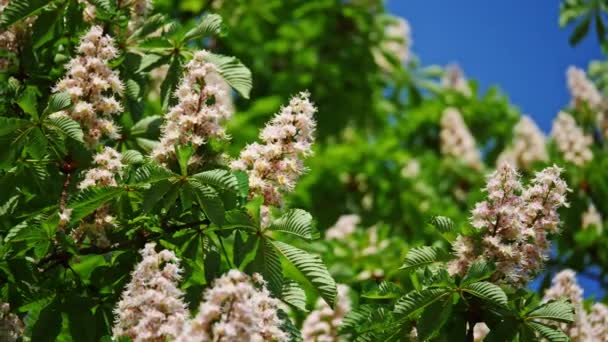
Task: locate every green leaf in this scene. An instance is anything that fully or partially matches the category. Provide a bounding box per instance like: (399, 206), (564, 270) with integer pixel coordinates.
(399, 246), (447, 271)
(175, 144), (194, 176)
(526, 299), (575, 324)
(45, 116), (84, 142)
(16, 86), (38, 118)
(281, 280), (308, 312)
(248, 237), (283, 295)
(68, 187), (125, 221)
(417, 295), (453, 341)
(43, 92), (72, 116)
(272, 240), (337, 308)
(121, 150), (144, 164)
(429, 215), (455, 233)
(233, 230), (257, 267)
(191, 169), (239, 193)
(596, 11), (606, 43)
(191, 182), (225, 226)
(183, 13), (226, 41)
(268, 209), (318, 241)
(0, 0), (47, 27)
(206, 53), (253, 99)
(393, 288), (450, 316)
(142, 180), (173, 212)
(130, 115), (161, 136)
(31, 299), (62, 342)
(0, 117), (29, 136)
(461, 281), (508, 308)
(161, 56), (182, 110)
(134, 163), (174, 184)
(526, 322), (570, 342)
(278, 309), (303, 342)
(462, 260), (495, 285)
(570, 15), (591, 46)
(361, 281), (403, 300)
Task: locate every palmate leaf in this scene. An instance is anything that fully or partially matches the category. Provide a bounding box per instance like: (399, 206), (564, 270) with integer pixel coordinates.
(429, 215), (455, 233)
(461, 281), (508, 308)
(280, 280), (308, 312)
(462, 259), (496, 285)
(121, 150), (144, 165)
(45, 116), (84, 142)
(183, 13), (226, 41)
(191, 169), (239, 194)
(417, 296), (453, 341)
(393, 288), (451, 316)
(0, 116), (29, 136)
(268, 209), (319, 241)
(248, 237), (283, 295)
(526, 299), (575, 324)
(271, 240), (337, 308)
(399, 246), (447, 271)
(68, 187), (126, 222)
(191, 182), (224, 226)
(134, 163), (174, 184)
(0, 0), (47, 27)
(43, 92), (71, 116)
(525, 322), (570, 342)
(206, 53), (252, 99)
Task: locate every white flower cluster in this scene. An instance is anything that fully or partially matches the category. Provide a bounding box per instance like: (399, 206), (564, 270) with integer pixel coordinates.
(374, 16), (412, 72)
(551, 111), (593, 166)
(543, 269), (608, 341)
(177, 270), (286, 342)
(231, 92), (316, 206)
(302, 284), (351, 342)
(70, 147), (124, 246)
(79, 147), (124, 189)
(361, 225), (389, 256)
(325, 214), (360, 240)
(567, 66), (603, 111)
(152, 50), (232, 163)
(582, 202), (603, 233)
(0, 303), (23, 342)
(113, 243), (189, 342)
(441, 64), (471, 97)
(497, 116), (548, 170)
(401, 158), (421, 178)
(53, 26), (123, 147)
(588, 302), (608, 341)
(449, 164), (569, 286)
(440, 107), (482, 169)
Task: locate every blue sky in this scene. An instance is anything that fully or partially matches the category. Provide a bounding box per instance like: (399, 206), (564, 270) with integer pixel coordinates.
(387, 1), (605, 298)
(387, 0), (603, 132)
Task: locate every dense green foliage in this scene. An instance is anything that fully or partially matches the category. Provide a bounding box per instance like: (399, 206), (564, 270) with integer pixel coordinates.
(0, 0), (607, 341)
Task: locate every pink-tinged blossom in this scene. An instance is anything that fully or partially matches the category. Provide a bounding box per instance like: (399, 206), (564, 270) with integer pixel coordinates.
(176, 270), (286, 342)
(588, 303), (608, 341)
(153, 50), (232, 163)
(113, 243), (189, 342)
(567, 66), (603, 111)
(0, 303), (23, 342)
(543, 270), (591, 342)
(71, 147), (124, 246)
(582, 202), (603, 233)
(374, 16), (412, 72)
(302, 284), (351, 342)
(440, 107), (482, 170)
(497, 116), (548, 170)
(448, 164), (569, 286)
(473, 323), (490, 342)
(52, 26), (123, 147)
(230, 92), (316, 206)
(79, 147), (124, 189)
(551, 111), (593, 166)
(0, 0), (34, 69)
(442, 64), (471, 97)
(325, 214), (360, 240)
